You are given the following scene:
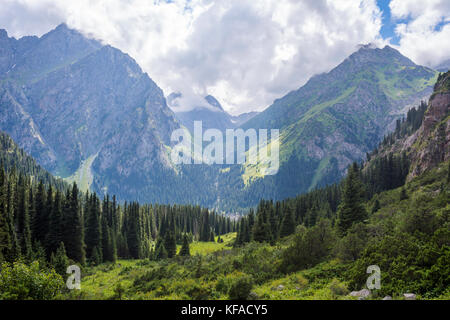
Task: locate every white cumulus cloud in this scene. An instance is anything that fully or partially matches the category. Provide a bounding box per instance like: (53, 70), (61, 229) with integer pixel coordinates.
(390, 0), (450, 67)
(1, 0), (386, 114)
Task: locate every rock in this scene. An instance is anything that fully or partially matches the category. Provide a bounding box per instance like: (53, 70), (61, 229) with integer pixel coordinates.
(277, 285), (285, 291)
(248, 292), (259, 300)
(403, 293), (416, 300)
(349, 289), (371, 298)
(382, 296), (392, 300)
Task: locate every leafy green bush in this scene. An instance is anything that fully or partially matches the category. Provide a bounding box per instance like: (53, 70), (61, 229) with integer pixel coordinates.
(228, 275), (254, 300)
(280, 219), (335, 273)
(0, 261), (64, 300)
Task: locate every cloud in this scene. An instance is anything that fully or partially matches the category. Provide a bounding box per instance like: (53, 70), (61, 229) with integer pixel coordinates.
(0, 0), (385, 115)
(390, 0), (450, 67)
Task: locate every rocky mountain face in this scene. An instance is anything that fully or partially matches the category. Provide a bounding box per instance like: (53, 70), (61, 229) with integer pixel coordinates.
(407, 72), (449, 178)
(231, 45), (439, 204)
(0, 24), (184, 202)
(409, 72), (450, 178)
(364, 70), (449, 182)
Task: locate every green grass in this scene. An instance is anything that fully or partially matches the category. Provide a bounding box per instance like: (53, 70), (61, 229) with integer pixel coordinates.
(64, 163), (449, 301)
(178, 233), (236, 255)
(71, 233), (237, 299)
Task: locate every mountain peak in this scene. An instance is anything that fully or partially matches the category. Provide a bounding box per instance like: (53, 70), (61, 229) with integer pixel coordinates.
(55, 22), (69, 30)
(347, 43), (415, 67)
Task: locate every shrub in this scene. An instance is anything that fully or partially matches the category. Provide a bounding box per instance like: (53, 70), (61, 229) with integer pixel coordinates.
(0, 261), (64, 300)
(228, 275), (254, 300)
(328, 278), (349, 297)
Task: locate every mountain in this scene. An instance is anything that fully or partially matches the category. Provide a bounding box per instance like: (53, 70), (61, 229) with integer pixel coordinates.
(0, 130), (66, 190)
(168, 93), (236, 132)
(216, 45), (439, 209)
(370, 70), (449, 179)
(0, 25), (441, 211)
(0, 24), (189, 203)
(434, 59), (450, 72)
(231, 111), (259, 127)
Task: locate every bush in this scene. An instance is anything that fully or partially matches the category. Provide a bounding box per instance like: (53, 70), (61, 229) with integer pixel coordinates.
(328, 278), (349, 297)
(0, 261), (64, 300)
(280, 219), (335, 273)
(228, 275), (254, 300)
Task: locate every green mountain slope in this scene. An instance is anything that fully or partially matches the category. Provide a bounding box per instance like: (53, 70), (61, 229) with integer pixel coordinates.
(226, 45), (439, 208)
(0, 130), (66, 189)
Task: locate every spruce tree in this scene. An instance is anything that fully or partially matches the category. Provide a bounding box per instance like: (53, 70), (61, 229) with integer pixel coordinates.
(18, 181), (32, 260)
(64, 183), (85, 264)
(163, 231), (176, 258)
(179, 234), (190, 256)
(32, 180), (47, 245)
(154, 238), (168, 260)
(47, 190), (63, 256)
(0, 167), (11, 261)
(337, 163), (367, 236)
(279, 206), (296, 238)
(85, 193), (102, 262)
(50, 242), (69, 276)
(252, 211), (271, 243)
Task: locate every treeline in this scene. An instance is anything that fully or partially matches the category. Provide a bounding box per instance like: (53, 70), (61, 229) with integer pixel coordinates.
(235, 150), (411, 247)
(234, 163), (363, 246)
(0, 159), (235, 268)
(0, 131), (66, 190)
(374, 101), (427, 148)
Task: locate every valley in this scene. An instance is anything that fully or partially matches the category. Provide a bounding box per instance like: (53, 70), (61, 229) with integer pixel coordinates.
(0, 18), (448, 302)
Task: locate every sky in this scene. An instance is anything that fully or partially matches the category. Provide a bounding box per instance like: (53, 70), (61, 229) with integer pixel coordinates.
(0, 0), (449, 115)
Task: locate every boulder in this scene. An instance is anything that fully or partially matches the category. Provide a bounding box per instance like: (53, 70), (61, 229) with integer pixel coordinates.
(403, 293), (416, 300)
(277, 285), (285, 291)
(248, 292), (259, 300)
(349, 289), (371, 298)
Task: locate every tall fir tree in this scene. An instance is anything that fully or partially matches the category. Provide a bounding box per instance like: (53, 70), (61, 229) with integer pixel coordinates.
(64, 183), (85, 264)
(337, 163), (367, 236)
(179, 234), (190, 256)
(279, 205), (296, 238)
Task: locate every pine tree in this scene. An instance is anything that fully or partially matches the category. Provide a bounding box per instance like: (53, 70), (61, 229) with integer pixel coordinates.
(47, 190), (63, 256)
(200, 209), (210, 242)
(279, 206), (296, 238)
(154, 238), (168, 260)
(85, 193), (102, 262)
(50, 242), (69, 276)
(0, 167), (11, 261)
(252, 210), (271, 243)
(179, 234), (190, 256)
(101, 214), (116, 262)
(337, 163), (367, 236)
(64, 183), (85, 264)
(32, 180), (47, 245)
(163, 231), (176, 258)
(126, 202), (141, 259)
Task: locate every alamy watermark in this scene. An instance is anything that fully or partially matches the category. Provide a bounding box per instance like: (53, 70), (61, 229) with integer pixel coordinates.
(66, 265), (81, 290)
(170, 121), (280, 175)
(366, 265), (381, 290)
